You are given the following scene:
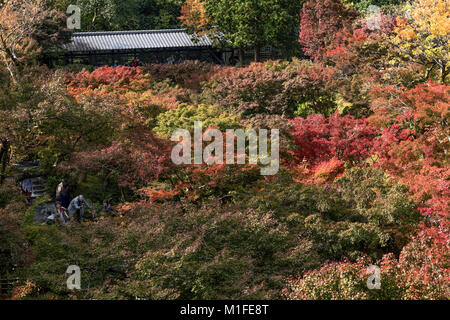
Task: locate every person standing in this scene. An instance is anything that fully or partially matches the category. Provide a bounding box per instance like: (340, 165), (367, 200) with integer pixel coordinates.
(131, 58), (139, 67)
(56, 178), (70, 208)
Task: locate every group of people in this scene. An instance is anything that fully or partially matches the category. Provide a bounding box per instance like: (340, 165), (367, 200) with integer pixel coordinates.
(44, 194), (91, 225)
(43, 178), (112, 225)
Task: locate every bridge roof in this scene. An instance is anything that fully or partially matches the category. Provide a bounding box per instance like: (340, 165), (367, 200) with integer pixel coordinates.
(63, 29), (214, 52)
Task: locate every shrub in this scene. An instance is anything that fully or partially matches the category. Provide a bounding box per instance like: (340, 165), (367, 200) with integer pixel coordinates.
(0, 199), (31, 279)
(290, 112), (378, 165)
(212, 60), (337, 118)
(93, 201), (320, 300)
(145, 60), (223, 90)
(244, 168), (420, 260)
(154, 103), (241, 136)
(284, 224), (449, 300)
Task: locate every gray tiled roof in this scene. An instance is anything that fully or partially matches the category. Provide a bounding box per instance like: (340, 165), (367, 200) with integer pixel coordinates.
(63, 29), (214, 52)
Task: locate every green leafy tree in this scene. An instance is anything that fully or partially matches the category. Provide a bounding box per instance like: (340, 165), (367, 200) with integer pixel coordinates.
(181, 0), (303, 62)
(246, 168), (420, 260)
(154, 103), (241, 136)
(50, 0), (184, 31)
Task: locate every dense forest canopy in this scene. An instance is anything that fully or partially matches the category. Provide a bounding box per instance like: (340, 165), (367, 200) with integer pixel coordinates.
(48, 0), (185, 31)
(0, 0), (448, 300)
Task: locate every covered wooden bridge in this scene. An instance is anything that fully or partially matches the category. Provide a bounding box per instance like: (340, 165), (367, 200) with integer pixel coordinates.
(49, 29), (231, 66)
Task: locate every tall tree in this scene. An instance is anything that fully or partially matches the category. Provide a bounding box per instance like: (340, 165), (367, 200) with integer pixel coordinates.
(0, 0), (69, 82)
(298, 0), (358, 61)
(50, 0), (184, 31)
(180, 0), (303, 63)
(0, 138), (9, 185)
(390, 0), (449, 83)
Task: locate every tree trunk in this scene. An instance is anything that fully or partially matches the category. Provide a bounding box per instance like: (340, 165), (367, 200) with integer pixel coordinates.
(0, 139), (10, 185)
(254, 44), (261, 62)
(441, 64), (448, 84)
(238, 48), (244, 66)
(0, 53), (17, 84)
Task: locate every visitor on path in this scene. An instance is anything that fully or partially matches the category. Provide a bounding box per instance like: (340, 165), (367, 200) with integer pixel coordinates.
(25, 191), (32, 205)
(102, 200), (112, 214)
(56, 178), (70, 208)
(131, 58), (139, 67)
(55, 201), (69, 224)
(68, 195), (90, 223)
(167, 56), (175, 64)
(43, 210), (56, 225)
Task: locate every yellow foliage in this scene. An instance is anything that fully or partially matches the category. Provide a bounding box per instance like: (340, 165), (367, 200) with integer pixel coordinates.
(391, 0), (449, 83)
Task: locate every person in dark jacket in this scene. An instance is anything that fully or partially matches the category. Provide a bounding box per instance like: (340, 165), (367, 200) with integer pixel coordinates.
(102, 200), (112, 214)
(56, 178), (70, 208)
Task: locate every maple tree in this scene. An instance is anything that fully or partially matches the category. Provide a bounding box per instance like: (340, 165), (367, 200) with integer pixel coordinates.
(179, 0), (211, 36)
(323, 13), (397, 115)
(389, 0), (449, 83)
(290, 112), (378, 165)
(0, 0), (69, 82)
(145, 60), (222, 90)
(212, 60), (336, 117)
(0, 0), (448, 301)
(284, 223), (449, 300)
(368, 82), (449, 222)
(66, 128), (172, 190)
(298, 0), (358, 61)
(154, 103), (241, 136)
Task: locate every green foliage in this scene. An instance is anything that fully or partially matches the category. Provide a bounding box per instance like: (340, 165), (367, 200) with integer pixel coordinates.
(294, 94), (337, 118)
(0, 181), (22, 209)
(244, 168), (420, 260)
(244, 172), (340, 221)
(154, 103), (241, 136)
(183, 165), (263, 203)
(20, 220), (128, 298)
(336, 167), (420, 228)
(344, 0), (403, 12)
(22, 195), (53, 227)
(92, 202), (320, 299)
(200, 0), (303, 60)
(74, 174), (125, 205)
(49, 0), (184, 32)
(3, 198), (318, 299)
(0, 199), (31, 278)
